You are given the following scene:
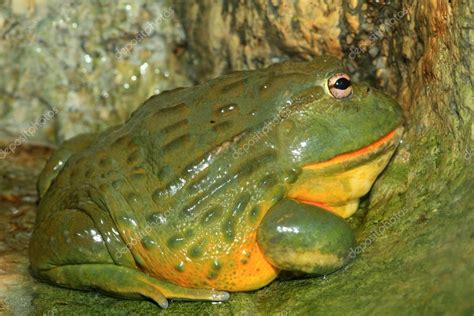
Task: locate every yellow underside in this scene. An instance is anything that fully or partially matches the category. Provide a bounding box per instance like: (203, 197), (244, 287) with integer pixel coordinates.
(287, 148), (395, 218)
(288, 128), (402, 218)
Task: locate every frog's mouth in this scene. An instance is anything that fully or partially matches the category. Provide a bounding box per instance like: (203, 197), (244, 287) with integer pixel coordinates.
(287, 126), (404, 218)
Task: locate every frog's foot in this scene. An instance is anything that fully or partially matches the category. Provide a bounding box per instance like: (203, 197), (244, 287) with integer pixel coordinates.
(36, 264), (229, 308)
(257, 199), (356, 275)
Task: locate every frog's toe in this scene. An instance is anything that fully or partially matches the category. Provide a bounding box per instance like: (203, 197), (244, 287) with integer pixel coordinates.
(164, 285), (230, 302)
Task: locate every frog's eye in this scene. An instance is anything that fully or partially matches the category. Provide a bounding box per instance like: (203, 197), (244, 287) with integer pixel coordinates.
(328, 73), (352, 99)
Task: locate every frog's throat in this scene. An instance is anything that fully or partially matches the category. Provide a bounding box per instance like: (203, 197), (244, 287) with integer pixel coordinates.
(287, 127), (403, 219)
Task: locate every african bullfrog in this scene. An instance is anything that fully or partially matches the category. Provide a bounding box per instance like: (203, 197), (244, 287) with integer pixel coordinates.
(29, 56), (404, 308)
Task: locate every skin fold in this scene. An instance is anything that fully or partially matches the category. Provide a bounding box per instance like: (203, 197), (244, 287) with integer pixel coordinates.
(29, 55), (404, 308)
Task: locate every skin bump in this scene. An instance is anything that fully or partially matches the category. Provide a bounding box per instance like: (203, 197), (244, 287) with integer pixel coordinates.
(212, 121), (233, 133)
(175, 261), (185, 272)
(260, 174), (278, 189)
(167, 235), (185, 249)
(157, 103), (190, 115)
(162, 134), (191, 152)
(249, 206), (261, 222)
(232, 193), (250, 216)
(126, 193), (140, 205)
(188, 240), (207, 258)
(141, 236), (157, 250)
(212, 259), (221, 270)
(160, 119), (189, 134)
(130, 173), (146, 182)
(200, 208), (223, 225)
(146, 212), (166, 225)
(111, 179), (122, 189)
(215, 103), (239, 116)
(222, 218), (236, 243)
(157, 166), (172, 179)
(284, 168), (300, 184)
(207, 270), (219, 280)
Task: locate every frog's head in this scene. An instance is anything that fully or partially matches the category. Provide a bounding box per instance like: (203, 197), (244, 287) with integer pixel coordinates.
(272, 56), (404, 218)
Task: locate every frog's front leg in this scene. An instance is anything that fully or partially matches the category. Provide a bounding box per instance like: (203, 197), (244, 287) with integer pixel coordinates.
(257, 199), (356, 275)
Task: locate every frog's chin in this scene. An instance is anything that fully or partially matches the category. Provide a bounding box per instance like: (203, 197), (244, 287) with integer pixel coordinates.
(287, 126), (404, 219)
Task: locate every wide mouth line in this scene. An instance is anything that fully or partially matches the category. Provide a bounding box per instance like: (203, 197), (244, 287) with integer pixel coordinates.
(303, 127), (403, 170)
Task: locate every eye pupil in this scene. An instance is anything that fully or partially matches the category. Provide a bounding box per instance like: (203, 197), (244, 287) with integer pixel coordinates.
(334, 78), (351, 90)
(328, 73), (353, 99)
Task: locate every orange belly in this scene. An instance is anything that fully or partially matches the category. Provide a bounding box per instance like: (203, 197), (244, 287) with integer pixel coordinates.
(143, 230), (278, 292)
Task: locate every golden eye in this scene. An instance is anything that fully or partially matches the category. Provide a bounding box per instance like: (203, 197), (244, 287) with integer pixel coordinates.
(328, 73), (353, 99)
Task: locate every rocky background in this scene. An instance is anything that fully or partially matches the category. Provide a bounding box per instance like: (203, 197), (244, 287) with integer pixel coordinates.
(0, 0), (472, 315)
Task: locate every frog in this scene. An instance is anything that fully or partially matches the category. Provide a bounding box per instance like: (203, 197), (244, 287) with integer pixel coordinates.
(29, 55), (404, 308)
